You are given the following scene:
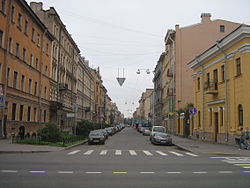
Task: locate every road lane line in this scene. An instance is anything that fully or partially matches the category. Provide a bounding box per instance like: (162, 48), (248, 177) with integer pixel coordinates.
(140, 172), (155, 174)
(185, 152), (198, 157)
(129, 150), (137, 156)
(143, 150), (153, 156)
(243, 171), (250, 173)
(58, 171), (74, 174)
(100, 150), (108, 155)
(243, 167), (250, 169)
(115, 150), (122, 155)
(169, 151), (184, 156)
(85, 172), (103, 174)
(155, 151), (168, 156)
(234, 164), (250, 166)
(167, 172), (182, 174)
(68, 150), (81, 155)
(29, 171), (46, 173)
(218, 171), (232, 173)
(1, 170), (18, 173)
(84, 150), (94, 155)
(113, 172), (127, 174)
(192, 172), (208, 174)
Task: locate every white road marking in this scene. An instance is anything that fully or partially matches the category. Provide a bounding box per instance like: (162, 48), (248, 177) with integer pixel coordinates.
(140, 172), (155, 174)
(169, 151), (184, 156)
(222, 160), (250, 164)
(210, 157), (228, 159)
(84, 150), (94, 155)
(100, 150), (108, 155)
(68, 150), (81, 155)
(218, 171), (232, 173)
(1, 170), (18, 173)
(115, 150), (122, 155)
(129, 150), (137, 156)
(113, 172), (127, 174)
(192, 172), (208, 174)
(185, 152), (198, 157)
(58, 171), (74, 174)
(234, 164), (250, 166)
(155, 151), (168, 156)
(29, 171), (46, 173)
(243, 171), (250, 173)
(143, 150), (153, 156)
(243, 166), (250, 169)
(85, 172), (103, 174)
(167, 172), (182, 174)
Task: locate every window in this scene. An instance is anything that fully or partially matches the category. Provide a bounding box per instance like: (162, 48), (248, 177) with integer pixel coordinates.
(28, 79), (32, 94)
(30, 54), (33, 66)
(0, 30), (3, 48)
(7, 67), (10, 86)
(236, 58), (241, 76)
(15, 43), (19, 57)
(209, 108), (212, 126)
(8, 37), (12, 52)
(220, 25), (225, 32)
(12, 103), (16, 120)
(238, 104), (243, 126)
(37, 33), (40, 46)
(44, 86), (47, 98)
(197, 77), (200, 91)
(206, 72), (210, 87)
(46, 43), (49, 54)
(31, 28), (35, 42)
(17, 13), (22, 30)
(10, 6), (14, 23)
(22, 48), (26, 62)
(19, 105), (24, 121)
(198, 111), (201, 128)
(44, 110), (46, 122)
(34, 108), (37, 121)
(1, 0), (6, 13)
(221, 65), (225, 82)
(213, 69), (218, 90)
(220, 107), (224, 126)
(13, 71), (18, 89)
(27, 106), (31, 121)
(21, 75), (25, 91)
(35, 58), (38, 69)
(34, 82), (37, 96)
(24, 20), (28, 35)
(45, 65), (48, 73)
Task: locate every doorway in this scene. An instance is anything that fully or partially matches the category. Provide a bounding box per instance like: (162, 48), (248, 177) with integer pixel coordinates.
(214, 112), (219, 142)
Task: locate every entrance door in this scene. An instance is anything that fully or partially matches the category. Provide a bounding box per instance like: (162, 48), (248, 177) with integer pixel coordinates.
(214, 112), (219, 142)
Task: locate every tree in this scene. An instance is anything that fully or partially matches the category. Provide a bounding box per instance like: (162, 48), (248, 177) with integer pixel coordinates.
(38, 123), (62, 142)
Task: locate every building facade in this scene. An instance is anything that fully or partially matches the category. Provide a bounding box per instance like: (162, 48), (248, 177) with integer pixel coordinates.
(0, 0), (53, 138)
(188, 25), (250, 144)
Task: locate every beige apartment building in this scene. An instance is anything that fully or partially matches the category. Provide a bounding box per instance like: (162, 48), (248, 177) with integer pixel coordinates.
(30, 3), (80, 133)
(158, 13), (240, 135)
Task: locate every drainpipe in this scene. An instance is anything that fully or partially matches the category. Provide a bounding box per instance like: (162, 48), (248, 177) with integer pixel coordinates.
(216, 41), (229, 142)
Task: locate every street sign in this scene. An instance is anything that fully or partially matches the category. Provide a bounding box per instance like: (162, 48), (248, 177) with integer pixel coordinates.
(116, 77), (126, 86)
(66, 113), (75, 118)
(189, 107), (197, 115)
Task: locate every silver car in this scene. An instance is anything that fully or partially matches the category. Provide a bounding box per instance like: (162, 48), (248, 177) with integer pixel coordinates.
(88, 131), (106, 145)
(151, 132), (172, 145)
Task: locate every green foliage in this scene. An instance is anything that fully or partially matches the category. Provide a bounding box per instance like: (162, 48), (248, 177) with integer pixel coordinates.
(38, 123), (62, 143)
(76, 120), (111, 136)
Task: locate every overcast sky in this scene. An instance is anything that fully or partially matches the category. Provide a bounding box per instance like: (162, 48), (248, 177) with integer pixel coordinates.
(26, 0), (250, 117)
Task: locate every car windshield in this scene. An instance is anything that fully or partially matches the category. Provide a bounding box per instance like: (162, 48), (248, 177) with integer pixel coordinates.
(89, 132), (101, 136)
(153, 127), (165, 132)
(154, 132), (168, 137)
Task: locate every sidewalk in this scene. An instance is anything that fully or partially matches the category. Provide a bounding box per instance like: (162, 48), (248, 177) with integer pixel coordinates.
(172, 135), (250, 157)
(0, 138), (86, 154)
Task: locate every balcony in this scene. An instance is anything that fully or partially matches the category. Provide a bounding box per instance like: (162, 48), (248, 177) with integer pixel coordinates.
(204, 80), (218, 94)
(50, 101), (62, 110)
(59, 83), (68, 90)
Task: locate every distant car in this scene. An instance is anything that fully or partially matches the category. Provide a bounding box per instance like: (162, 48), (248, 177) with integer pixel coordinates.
(105, 127), (115, 136)
(151, 132), (172, 145)
(88, 131), (106, 145)
(142, 128), (151, 136)
(150, 126), (166, 142)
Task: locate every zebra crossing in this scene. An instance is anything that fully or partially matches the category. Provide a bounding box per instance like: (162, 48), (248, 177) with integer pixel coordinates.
(211, 157), (250, 170)
(67, 149), (199, 157)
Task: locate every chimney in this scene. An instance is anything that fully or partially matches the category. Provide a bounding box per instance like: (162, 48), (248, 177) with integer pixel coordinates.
(201, 13), (211, 24)
(30, 2), (43, 12)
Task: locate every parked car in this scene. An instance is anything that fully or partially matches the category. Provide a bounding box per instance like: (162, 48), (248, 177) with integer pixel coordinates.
(88, 131), (106, 145)
(151, 132), (172, 145)
(105, 127), (115, 136)
(150, 125), (165, 138)
(142, 128), (151, 136)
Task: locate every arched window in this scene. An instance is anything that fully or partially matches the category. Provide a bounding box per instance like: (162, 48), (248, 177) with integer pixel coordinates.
(238, 104), (243, 126)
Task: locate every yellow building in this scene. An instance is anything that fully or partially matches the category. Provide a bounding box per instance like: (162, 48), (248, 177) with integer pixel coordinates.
(188, 25), (250, 144)
(0, 0), (53, 138)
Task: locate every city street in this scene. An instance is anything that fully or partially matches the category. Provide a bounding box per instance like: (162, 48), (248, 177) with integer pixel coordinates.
(0, 127), (250, 188)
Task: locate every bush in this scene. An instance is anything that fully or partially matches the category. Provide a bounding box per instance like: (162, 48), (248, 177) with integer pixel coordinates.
(38, 123), (62, 143)
(76, 120), (94, 136)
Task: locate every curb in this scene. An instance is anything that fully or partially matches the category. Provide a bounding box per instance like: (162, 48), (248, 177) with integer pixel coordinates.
(60, 140), (88, 151)
(0, 150), (52, 154)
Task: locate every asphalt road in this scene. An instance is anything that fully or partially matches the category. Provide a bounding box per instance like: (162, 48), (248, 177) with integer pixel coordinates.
(0, 127), (250, 188)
